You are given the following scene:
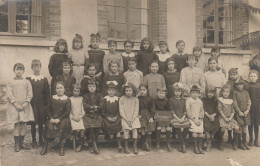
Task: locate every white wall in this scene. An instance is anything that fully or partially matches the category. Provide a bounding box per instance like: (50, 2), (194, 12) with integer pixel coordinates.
(167, 0), (196, 54)
(60, 0), (98, 50)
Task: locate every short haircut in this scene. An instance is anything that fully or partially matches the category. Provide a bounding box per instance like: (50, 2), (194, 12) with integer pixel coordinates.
(31, 59), (41, 68)
(13, 63), (25, 71)
(211, 46), (220, 53)
(186, 54), (196, 60)
(128, 57), (137, 63)
(73, 83), (81, 89)
(56, 81), (65, 88)
(249, 70), (259, 77)
(208, 56), (218, 64)
(176, 40), (185, 46)
(108, 40), (117, 47)
(124, 39), (134, 48)
(192, 46), (202, 53)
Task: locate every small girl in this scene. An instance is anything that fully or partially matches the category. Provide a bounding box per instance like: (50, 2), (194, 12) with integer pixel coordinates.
(123, 57), (143, 91)
(186, 85), (204, 154)
(144, 61), (166, 98)
(48, 39), (69, 95)
(102, 82), (122, 152)
(136, 37), (158, 76)
(204, 57), (226, 97)
(154, 88), (172, 152)
(247, 70), (260, 147)
(69, 34), (89, 83)
(169, 83), (190, 153)
(88, 33), (105, 78)
(193, 46), (207, 72)
(102, 60), (125, 97)
(217, 84), (240, 151)
(82, 80), (103, 155)
(157, 41), (172, 74)
(7, 63), (34, 152)
(207, 46), (226, 75)
(233, 78), (251, 150)
(40, 81), (71, 156)
(26, 60), (50, 148)
(202, 87), (219, 152)
(163, 57), (180, 98)
(138, 84), (156, 151)
(70, 84), (85, 152)
(80, 64), (101, 96)
(122, 40), (136, 72)
(119, 83), (140, 154)
(53, 61), (76, 97)
(180, 54), (205, 95)
(103, 40), (124, 74)
(172, 40), (188, 72)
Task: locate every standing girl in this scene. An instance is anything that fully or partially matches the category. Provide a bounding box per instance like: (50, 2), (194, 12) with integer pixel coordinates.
(69, 34), (89, 83)
(26, 60), (50, 148)
(103, 40), (124, 74)
(193, 46), (207, 72)
(40, 81), (71, 156)
(144, 61), (166, 98)
(102, 82), (122, 152)
(207, 46), (226, 75)
(83, 80), (103, 155)
(122, 40), (136, 72)
(48, 39), (69, 95)
(102, 60), (125, 97)
(7, 63), (34, 152)
(170, 83), (190, 153)
(88, 33), (105, 78)
(202, 87), (219, 152)
(119, 83), (140, 154)
(157, 41), (172, 74)
(217, 84), (240, 151)
(172, 40), (188, 72)
(136, 37), (158, 76)
(247, 70), (260, 147)
(186, 85), (204, 154)
(70, 84), (85, 152)
(163, 57), (180, 98)
(138, 84), (155, 151)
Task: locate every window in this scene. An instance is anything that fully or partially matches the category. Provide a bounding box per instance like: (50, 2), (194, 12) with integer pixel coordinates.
(0, 0), (42, 35)
(107, 0), (150, 41)
(202, 0), (233, 45)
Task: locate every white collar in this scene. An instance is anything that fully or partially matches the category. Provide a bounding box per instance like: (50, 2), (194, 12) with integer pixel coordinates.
(122, 52), (135, 57)
(28, 74), (45, 81)
(218, 97), (233, 104)
(104, 96), (119, 103)
(53, 95), (68, 100)
(157, 52), (172, 61)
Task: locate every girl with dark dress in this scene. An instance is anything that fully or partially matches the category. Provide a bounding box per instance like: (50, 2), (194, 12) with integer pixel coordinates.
(88, 33), (105, 78)
(83, 80), (103, 155)
(172, 40), (188, 72)
(157, 41), (172, 74)
(40, 82), (71, 156)
(121, 40), (136, 72)
(52, 61), (76, 97)
(138, 84), (156, 151)
(202, 87), (219, 152)
(26, 60), (50, 148)
(48, 39), (69, 96)
(136, 37), (158, 76)
(102, 81), (122, 152)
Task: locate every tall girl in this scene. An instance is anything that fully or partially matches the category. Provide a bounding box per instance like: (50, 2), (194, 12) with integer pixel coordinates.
(88, 33), (105, 78)
(7, 63), (34, 152)
(138, 84), (155, 151)
(247, 70), (260, 147)
(144, 61), (166, 99)
(83, 80), (103, 155)
(40, 81), (71, 156)
(69, 34), (89, 83)
(136, 37), (158, 76)
(122, 40), (136, 72)
(48, 39), (68, 95)
(103, 40), (124, 74)
(157, 41), (172, 74)
(208, 46), (226, 75)
(170, 83), (190, 153)
(119, 83), (140, 154)
(172, 40), (188, 72)
(218, 84), (240, 151)
(26, 60), (50, 148)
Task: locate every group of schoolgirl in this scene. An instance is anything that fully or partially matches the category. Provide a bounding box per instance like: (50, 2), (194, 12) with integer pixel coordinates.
(6, 33), (260, 157)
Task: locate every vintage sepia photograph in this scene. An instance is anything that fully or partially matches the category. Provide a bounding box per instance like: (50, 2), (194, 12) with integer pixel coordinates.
(0, 0), (260, 166)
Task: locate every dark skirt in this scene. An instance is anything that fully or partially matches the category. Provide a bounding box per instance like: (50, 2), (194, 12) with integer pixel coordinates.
(154, 111), (172, 127)
(203, 116), (220, 133)
(30, 96), (47, 125)
(102, 117), (122, 134)
(45, 118), (71, 139)
(83, 115), (102, 128)
(171, 118), (190, 128)
(140, 109), (156, 132)
(235, 113), (250, 126)
(250, 100), (260, 125)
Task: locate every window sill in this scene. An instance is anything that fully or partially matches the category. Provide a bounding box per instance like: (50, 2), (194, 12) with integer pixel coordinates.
(0, 36), (56, 47)
(202, 47), (252, 55)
